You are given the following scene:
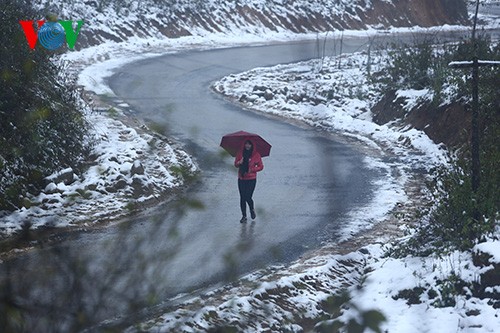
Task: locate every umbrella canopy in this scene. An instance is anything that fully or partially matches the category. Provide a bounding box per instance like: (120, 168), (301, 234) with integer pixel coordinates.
(220, 131), (272, 157)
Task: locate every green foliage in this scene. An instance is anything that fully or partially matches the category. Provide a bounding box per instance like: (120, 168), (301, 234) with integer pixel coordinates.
(316, 291), (386, 333)
(391, 274), (469, 309)
(391, 151), (498, 256)
(393, 287), (426, 305)
(0, 0), (90, 210)
(170, 164), (198, 182)
(372, 34), (500, 106)
(378, 35), (499, 255)
(409, 97), (497, 254)
(384, 39), (435, 90)
(372, 38), (442, 94)
(433, 155), (497, 244)
(432, 273), (467, 308)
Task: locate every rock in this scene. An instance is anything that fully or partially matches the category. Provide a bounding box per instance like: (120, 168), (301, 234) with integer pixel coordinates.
(253, 85), (268, 92)
(264, 89), (274, 101)
(358, 248), (370, 255)
(472, 242), (500, 307)
(85, 184), (97, 191)
(105, 185), (117, 193)
(115, 179), (128, 190)
(44, 182), (59, 194)
(130, 176), (152, 199)
(131, 160), (145, 175)
(106, 178), (128, 193)
(473, 243), (500, 289)
(309, 96), (327, 105)
(45, 168), (75, 186)
(246, 94), (260, 103)
(289, 93), (305, 103)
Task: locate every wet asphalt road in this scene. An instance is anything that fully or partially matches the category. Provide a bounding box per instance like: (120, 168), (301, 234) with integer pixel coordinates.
(2, 27), (498, 330)
(106, 40), (380, 292)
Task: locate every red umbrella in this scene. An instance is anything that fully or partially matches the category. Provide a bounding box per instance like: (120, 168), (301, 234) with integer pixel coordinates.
(220, 131), (272, 157)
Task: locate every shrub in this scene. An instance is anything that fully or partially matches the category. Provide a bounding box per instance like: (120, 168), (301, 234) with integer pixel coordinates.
(0, 0), (90, 210)
(382, 36), (499, 254)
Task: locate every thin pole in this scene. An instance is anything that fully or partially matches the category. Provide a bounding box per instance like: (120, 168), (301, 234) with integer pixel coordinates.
(471, 0), (480, 193)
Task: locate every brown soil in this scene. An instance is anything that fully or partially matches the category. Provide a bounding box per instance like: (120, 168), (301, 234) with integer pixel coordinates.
(77, 0), (469, 48)
(407, 101), (471, 148)
(372, 92), (471, 149)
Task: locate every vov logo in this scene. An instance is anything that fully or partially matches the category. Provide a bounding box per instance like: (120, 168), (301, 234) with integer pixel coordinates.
(19, 14), (84, 50)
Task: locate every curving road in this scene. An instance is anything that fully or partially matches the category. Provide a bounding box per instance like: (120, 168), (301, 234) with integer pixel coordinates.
(1, 28), (496, 331)
(106, 40), (380, 294)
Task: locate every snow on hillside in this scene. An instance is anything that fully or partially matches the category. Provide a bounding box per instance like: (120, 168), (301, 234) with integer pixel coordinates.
(0, 104), (197, 235)
(31, 0), (468, 48)
(131, 238), (500, 332)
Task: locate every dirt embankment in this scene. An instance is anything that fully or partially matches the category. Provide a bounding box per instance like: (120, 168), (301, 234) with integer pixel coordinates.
(372, 91), (471, 149)
(76, 0), (469, 48)
(361, 0), (469, 28)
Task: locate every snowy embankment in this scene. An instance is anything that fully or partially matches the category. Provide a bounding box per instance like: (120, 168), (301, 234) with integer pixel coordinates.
(134, 240), (500, 333)
(0, 106), (197, 234)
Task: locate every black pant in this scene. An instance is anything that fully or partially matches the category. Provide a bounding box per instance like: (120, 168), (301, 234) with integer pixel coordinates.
(238, 179), (256, 217)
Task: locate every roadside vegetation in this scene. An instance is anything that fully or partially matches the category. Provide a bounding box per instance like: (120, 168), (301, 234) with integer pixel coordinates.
(294, 35), (500, 333)
(294, 36), (500, 333)
(0, 0), (90, 211)
(373, 35), (499, 254)
(370, 35), (500, 329)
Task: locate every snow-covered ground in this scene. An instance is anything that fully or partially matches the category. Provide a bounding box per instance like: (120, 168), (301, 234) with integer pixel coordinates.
(0, 105), (197, 234)
(132, 238), (500, 333)
(0, 1), (498, 332)
(0, 16), (477, 237)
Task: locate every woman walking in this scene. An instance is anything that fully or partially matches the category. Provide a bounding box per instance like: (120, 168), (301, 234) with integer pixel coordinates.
(234, 140), (263, 223)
